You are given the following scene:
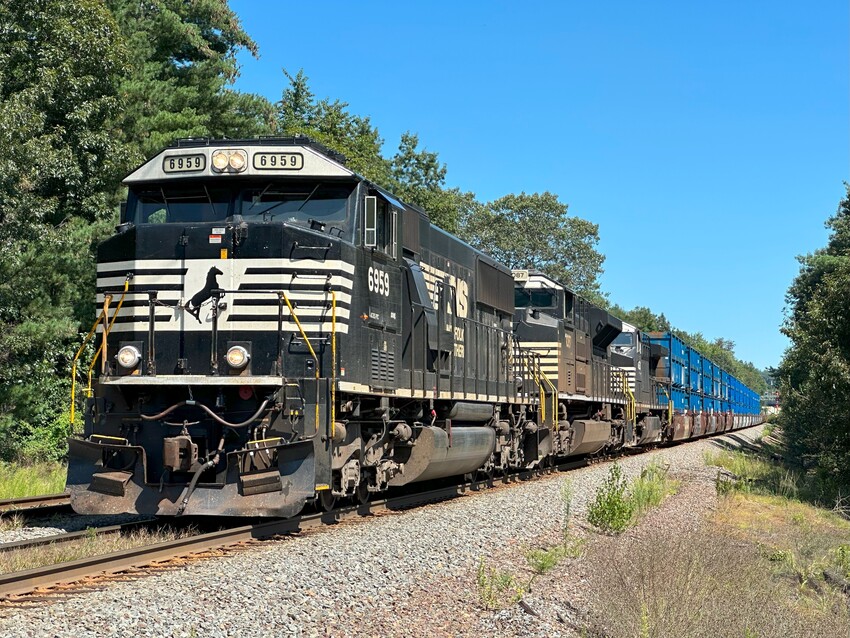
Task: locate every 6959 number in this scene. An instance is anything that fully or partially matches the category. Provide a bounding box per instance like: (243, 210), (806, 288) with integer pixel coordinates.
(368, 266), (390, 296)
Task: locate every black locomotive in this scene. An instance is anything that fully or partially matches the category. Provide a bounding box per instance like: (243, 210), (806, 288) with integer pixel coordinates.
(67, 137), (761, 517)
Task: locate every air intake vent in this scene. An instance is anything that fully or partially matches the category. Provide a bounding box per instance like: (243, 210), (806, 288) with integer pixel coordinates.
(370, 348), (396, 389)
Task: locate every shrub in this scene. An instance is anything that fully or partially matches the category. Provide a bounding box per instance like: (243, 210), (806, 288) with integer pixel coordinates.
(587, 464), (634, 533)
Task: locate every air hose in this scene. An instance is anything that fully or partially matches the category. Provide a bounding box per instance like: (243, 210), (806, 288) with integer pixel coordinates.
(141, 398), (271, 428)
(176, 437), (225, 516)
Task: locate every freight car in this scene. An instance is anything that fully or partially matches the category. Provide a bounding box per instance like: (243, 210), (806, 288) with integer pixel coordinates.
(67, 136), (762, 517)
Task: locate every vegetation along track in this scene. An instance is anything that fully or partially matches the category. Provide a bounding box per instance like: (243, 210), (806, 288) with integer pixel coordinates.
(0, 426), (758, 602)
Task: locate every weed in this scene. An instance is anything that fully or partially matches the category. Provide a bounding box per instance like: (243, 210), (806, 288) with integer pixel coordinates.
(0, 461), (67, 499)
(524, 533), (585, 575)
(833, 544), (850, 577)
(587, 462), (678, 534)
(560, 479), (574, 537)
(630, 461), (679, 517)
(587, 464), (634, 533)
(476, 558), (526, 609)
(0, 513), (24, 532)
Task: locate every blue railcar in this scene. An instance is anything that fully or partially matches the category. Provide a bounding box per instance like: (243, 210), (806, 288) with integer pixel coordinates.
(688, 348), (702, 393)
(648, 332), (689, 387)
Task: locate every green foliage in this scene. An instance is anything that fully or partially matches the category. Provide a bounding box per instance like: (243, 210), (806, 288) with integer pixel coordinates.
(587, 464), (635, 533)
(0, 461), (67, 499)
(608, 305), (672, 333)
(587, 462), (678, 533)
(630, 462), (679, 517)
(389, 132), (478, 233)
(0, 1), (128, 460)
(778, 185), (850, 498)
(108, 0), (274, 163)
(460, 191), (604, 295)
(276, 69), (390, 185)
(476, 558), (526, 609)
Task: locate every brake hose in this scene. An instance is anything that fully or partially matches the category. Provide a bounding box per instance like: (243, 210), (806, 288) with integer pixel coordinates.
(140, 398), (271, 428)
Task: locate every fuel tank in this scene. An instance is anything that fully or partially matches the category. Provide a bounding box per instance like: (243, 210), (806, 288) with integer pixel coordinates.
(388, 426), (495, 486)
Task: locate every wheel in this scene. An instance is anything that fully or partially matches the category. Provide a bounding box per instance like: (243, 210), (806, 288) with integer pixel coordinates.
(317, 489), (337, 512)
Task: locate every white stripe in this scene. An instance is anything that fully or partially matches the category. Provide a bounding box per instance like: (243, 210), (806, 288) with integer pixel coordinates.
(104, 320), (350, 334)
(96, 290), (354, 306)
(98, 258), (356, 274)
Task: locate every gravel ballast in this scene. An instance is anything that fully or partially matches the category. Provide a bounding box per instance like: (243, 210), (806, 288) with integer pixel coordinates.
(0, 426), (765, 638)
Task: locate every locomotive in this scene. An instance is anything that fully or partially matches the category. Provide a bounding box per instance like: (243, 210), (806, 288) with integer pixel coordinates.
(67, 137), (762, 517)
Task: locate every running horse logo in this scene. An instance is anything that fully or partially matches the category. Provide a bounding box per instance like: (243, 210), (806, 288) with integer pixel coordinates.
(185, 266), (223, 323)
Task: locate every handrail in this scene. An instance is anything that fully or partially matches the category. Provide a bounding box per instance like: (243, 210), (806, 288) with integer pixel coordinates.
(70, 305), (110, 429)
(538, 367), (558, 429)
(620, 370), (636, 424)
(86, 277), (131, 397)
(330, 289), (337, 440)
(279, 291), (320, 438)
(71, 275), (132, 429)
(659, 384), (673, 424)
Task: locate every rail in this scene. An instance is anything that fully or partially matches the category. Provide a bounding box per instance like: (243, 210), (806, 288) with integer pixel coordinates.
(0, 493), (71, 515)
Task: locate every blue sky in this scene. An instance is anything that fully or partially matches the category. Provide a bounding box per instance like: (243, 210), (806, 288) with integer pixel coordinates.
(229, 1), (848, 371)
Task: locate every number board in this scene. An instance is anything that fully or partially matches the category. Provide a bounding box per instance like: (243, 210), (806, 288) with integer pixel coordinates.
(162, 154), (206, 173)
(253, 152), (304, 170)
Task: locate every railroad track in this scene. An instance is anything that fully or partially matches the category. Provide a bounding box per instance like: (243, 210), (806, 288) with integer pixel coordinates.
(0, 459), (588, 601)
(0, 424), (763, 601)
(0, 494), (72, 517)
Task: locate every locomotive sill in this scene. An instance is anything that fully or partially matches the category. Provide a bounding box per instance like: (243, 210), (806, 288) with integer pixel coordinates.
(100, 375), (287, 386)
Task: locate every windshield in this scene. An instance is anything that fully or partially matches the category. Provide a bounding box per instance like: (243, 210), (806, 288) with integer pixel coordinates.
(514, 288), (556, 308)
(128, 180), (354, 229)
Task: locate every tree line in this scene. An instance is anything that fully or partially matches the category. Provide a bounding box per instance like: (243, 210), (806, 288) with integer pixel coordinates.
(778, 186), (850, 499)
(0, 0), (765, 461)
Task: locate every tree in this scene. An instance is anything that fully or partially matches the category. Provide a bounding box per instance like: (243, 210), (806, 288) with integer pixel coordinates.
(778, 185), (850, 495)
(460, 192), (604, 295)
(0, 0), (128, 459)
(276, 69), (391, 185)
(608, 305), (672, 333)
(389, 132), (477, 233)
(107, 0), (275, 164)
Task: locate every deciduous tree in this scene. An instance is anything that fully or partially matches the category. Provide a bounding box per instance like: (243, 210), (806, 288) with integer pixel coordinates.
(779, 185), (850, 495)
(460, 192), (604, 295)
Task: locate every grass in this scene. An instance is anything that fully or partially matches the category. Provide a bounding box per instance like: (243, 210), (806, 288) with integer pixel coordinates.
(0, 526), (195, 575)
(587, 462), (679, 533)
(524, 533), (585, 575)
(585, 522), (850, 638)
(715, 492), (850, 596)
(0, 461), (67, 499)
(476, 558), (526, 609)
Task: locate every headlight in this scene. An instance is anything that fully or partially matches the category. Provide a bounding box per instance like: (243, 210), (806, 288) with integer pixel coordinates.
(211, 151), (229, 171)
(116, 345), (141, 369)
(226, 345), (250, 369)
(211, 149), (247, 173)
(228, 151), (246, 170)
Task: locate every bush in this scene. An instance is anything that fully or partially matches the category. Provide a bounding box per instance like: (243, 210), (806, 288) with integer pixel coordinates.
(587, 464), (634, 533)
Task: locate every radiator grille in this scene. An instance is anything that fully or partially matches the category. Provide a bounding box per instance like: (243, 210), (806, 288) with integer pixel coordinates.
(370, 348), (396, 389)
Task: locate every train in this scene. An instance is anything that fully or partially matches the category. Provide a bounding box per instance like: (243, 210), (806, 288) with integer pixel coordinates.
(66, 136), (762, 517)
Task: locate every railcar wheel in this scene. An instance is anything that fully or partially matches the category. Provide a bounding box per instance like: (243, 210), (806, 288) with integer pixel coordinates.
(318, 489), (337, 512)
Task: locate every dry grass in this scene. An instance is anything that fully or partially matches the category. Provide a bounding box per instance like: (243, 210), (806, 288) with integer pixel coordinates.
(0, 461), (67, 499)
(0, 526), (195, 575)
(584, 525), (849, 638)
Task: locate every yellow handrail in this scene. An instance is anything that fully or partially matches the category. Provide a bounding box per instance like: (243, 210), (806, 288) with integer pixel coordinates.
(659, 385), (673, 424)
(70, 305), (110, 428)
(280, 291), (320, 437)
(619, 370), (636, 423)
(538, 367), (558, 429)
(86, 278), (131, 397)
(330, 289), (337, 440)
(528, 358), (545, 423)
